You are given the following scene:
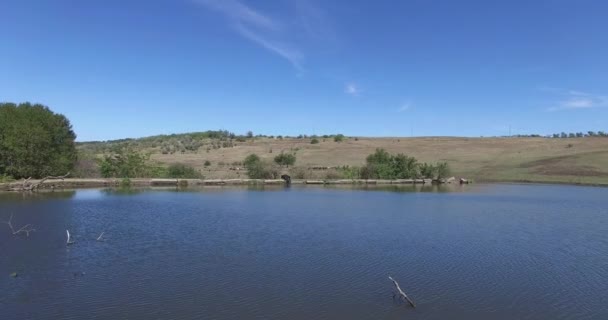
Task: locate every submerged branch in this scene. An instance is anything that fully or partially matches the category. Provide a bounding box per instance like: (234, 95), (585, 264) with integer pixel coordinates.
(2, 213), (36, 237)
(389, 276), (416, 308)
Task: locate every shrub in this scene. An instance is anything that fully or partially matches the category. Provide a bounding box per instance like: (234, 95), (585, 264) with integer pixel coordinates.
(334, 134), (345, 142)
(204, 160), (211, 167)
(243, 154), (279, 179)
(98, 147), (156, 178)
(310, 138), (319, 144)
(166, 164), (201, 179)
(362, 148), (421, 179)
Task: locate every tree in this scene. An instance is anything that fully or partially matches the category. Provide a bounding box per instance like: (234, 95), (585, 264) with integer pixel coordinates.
(246, 131), (254, 138)
(0, 102), (77, 179)
(274, 152), (296, 167)
(588, 131), (597, 137)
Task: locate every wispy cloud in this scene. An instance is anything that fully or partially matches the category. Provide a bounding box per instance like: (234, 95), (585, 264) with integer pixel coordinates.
(397, 102), (412, 112)
(233, 23), (304, 71)
(545, 88), (608, 111)
(194, 0), (330, 73)
(345, 83), (359, 96)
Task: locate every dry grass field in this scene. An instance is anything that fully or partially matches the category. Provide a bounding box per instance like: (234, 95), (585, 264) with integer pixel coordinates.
(133, 136), (608, 185)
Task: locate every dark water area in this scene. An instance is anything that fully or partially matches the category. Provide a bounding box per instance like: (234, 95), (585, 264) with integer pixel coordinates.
(1, 184), (607, 319)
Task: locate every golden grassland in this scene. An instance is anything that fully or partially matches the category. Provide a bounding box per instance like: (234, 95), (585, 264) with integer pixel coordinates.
(135, 136), (608, 185)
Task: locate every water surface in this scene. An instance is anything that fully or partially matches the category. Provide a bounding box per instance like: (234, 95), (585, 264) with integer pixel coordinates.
(1, 184), (607, 319)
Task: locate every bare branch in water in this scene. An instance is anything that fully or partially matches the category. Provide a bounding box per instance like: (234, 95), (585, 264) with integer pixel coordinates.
(66, 229), (75, 245)
(2, 213), (36, 237)
(96, 231), (105, 241)
(389, 276), (416, 308)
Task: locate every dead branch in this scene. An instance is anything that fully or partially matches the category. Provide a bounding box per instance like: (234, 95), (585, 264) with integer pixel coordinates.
(389, 276), (416, 308)
(12, 172), (70, 191)
(96, 231), (105, 241)
(2, 213), (36, 237)
(66, 229), (75, 245)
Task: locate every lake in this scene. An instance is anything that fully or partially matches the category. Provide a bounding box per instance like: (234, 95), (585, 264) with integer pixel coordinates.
(1, 184), (607, 319)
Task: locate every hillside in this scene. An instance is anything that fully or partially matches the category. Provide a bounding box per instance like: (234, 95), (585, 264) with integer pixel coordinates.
(77, 134), (608, 185)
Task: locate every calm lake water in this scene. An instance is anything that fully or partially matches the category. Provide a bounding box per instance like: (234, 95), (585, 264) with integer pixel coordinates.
(1, 184), (607, 319)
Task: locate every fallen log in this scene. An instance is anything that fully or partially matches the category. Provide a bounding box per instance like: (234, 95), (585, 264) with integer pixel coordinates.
(11, 172), (70, 191)
(389, 276), (416, 308)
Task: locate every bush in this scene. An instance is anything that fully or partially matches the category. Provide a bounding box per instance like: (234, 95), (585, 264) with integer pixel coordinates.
(98, 147), (156, 178)
(310, 138), (319, 144)
(243, 154), (279, 179)
(334, 134), (345, 142)
(166, 164), (201, 179)
(204, 160), (211, 167)
(274, 152), (296, 167)
(362, 148), (422, 179)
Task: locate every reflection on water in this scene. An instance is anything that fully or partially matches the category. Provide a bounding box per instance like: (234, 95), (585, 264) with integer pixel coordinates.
(1, 184), (607, 320)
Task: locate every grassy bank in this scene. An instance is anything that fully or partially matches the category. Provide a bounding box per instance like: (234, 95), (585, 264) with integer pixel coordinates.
(77, 136), (608, 185)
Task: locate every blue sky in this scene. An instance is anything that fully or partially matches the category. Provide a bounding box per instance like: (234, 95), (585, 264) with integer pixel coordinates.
(1, 0), (607, 141)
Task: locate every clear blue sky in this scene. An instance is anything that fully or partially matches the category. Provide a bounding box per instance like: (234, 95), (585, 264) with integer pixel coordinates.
(2, 0), (607, 141)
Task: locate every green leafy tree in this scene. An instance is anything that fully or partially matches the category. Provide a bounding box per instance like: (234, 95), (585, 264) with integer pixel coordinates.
(274, 152), (296, 167)
(0, 102), (77, 179)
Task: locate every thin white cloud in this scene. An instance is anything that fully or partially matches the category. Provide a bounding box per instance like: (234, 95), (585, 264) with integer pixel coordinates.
(234, 23), (304, 71)
(345, 83), (359, 96)
(194, 0), (278, 30)
(194, 0), (304, 71)
(545, 89), (608, 111)
(397, 102), (412, 112)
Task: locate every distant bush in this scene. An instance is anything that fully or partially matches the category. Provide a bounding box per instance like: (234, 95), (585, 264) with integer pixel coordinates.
(166, 164), (201, 179)
(334, 134), (345, 142)
(243, 153), (278, 179)
(356, 148), (451, 180)
(310, 138), (319, 144)
(274, 152), (296, 167)
(204, 160), (211, 167)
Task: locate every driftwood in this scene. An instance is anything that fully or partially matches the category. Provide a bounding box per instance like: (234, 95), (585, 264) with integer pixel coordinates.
(389, 276), (416, 308)
(96, 231), (105, 241)
(11, 172), (70, 191)
(2, 213), (36, 237)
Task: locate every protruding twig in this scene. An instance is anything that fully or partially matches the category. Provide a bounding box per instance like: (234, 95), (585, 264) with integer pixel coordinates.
(389, 276), (416, 308)
(96, 231), (105, 241)
(66, 229), (75, 245)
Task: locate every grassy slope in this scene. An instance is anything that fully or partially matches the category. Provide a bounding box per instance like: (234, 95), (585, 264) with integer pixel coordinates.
(79, 136), (608, 185)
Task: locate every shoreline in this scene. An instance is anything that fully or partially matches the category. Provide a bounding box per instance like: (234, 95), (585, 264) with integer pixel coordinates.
(0, 178), (443, 191)
(1, 177), (606, 191)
